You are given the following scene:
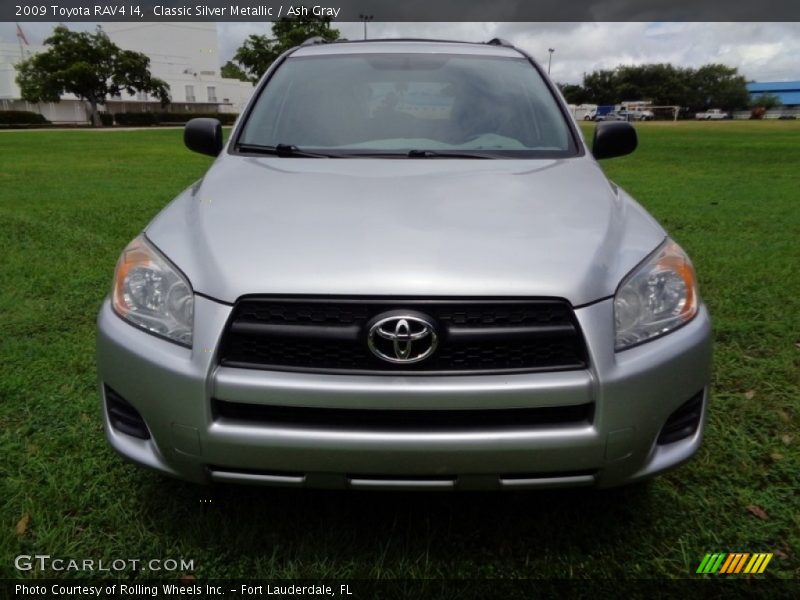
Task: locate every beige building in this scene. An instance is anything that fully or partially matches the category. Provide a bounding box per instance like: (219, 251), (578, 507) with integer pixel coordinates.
(0, 23), (254, 124)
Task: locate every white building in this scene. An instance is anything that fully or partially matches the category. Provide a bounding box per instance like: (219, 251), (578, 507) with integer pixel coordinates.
(0, 23), (254, 124)
(0, 41), (90, 122)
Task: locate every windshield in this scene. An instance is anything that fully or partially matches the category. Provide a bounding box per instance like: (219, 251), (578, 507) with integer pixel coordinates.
(237, 53), (577, 158)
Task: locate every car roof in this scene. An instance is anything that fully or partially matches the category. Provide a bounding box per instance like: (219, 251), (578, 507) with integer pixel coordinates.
(291, 39), (525, 59)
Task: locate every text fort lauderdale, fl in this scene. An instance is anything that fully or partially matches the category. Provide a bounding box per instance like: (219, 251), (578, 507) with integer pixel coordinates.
(17, 583), (353, 596)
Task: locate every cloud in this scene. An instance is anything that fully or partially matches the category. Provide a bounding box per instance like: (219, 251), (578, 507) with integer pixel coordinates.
(3, 21), (799, 83)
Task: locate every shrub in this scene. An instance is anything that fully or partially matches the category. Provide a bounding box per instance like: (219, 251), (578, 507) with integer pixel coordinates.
(99, 113), (114, 126)
(112, 112), (157, 126)
(153, 112), (239, 125)
(0, 111), (49, 125)
(110, 112), (238, 126)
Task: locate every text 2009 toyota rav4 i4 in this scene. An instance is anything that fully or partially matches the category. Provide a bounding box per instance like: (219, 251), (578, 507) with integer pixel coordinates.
(97, 39), (712, 490)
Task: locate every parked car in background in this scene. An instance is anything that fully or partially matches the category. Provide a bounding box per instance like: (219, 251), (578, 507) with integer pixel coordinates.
(97, 38), (712, 490)
(620, 109), (654, 121)
(595, 111), (627, 121)
(695, 109), (729, 120)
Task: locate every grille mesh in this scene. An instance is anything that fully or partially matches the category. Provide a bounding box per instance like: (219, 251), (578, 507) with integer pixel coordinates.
(219, 298), (588, 374)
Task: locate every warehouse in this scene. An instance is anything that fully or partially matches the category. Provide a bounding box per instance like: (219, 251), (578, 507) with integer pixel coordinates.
(746, 81), (800, 107)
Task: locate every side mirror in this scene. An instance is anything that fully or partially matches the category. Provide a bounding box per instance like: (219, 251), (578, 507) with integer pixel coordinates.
(592, 121), (637, 160)
(184, 118), (222, 156)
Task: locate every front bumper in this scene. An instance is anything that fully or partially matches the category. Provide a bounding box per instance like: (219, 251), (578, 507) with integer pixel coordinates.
(96, 296), (712, 489)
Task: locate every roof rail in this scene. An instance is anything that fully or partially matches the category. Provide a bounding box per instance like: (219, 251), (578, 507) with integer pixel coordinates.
(301, 36), (327, 46)
(486, 38), (514, 48)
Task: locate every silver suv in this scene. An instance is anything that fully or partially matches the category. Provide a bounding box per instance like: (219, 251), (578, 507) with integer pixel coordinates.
(97, 39), (712, 490)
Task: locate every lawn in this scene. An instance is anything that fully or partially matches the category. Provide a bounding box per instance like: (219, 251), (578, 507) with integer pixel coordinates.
(1, 122), (798, 582)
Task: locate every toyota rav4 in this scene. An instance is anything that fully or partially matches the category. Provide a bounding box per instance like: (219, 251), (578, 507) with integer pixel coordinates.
(97, 38), (712, 490)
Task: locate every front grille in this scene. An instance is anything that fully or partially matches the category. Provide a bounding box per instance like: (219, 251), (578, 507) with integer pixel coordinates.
(657, 391), (704, 445)
(212, 399), (594, 431)
(218, 297), (588, 375)
(105, 386), (150, 440)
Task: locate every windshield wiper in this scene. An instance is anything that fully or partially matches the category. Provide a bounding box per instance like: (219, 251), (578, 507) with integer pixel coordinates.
(406, 149), (496, 159)
(237, 143), (335, 158)
(237, 144), (497, 159)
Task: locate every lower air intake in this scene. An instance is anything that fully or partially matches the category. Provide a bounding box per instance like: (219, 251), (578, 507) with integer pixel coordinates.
(212, 399), (594, 431)
(657, 391), (704, 445)
(105, 386), (150, 440)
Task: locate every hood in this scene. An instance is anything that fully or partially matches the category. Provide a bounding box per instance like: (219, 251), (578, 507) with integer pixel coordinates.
(146, 155), (665, 306)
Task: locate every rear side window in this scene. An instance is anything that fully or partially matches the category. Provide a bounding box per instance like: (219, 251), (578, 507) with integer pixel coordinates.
(239, 53), (577, 158)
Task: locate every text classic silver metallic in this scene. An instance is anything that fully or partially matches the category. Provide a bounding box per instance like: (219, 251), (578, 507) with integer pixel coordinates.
(97, 39), (712, 490)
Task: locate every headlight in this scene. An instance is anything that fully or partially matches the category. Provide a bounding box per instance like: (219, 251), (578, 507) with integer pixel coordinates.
(111, 235), (193, 346)
(614, 239), (698, 350)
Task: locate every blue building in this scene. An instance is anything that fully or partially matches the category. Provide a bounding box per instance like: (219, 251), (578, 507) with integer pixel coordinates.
(746, 81), (800, 107)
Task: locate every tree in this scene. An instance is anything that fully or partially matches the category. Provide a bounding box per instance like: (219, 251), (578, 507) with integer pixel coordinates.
(689, 64), (749, 112)
(578, 63), (749, 113)
(582, 69), (618, 105)
(749, 93), (782, 109)
(221, 60), (249, 82)
(612, 63), (692, 106)
(749, 93), (782, 119)
(559, 83), (588, 105)
(16, 25), (169, 127)
(234, 16), (340, 81)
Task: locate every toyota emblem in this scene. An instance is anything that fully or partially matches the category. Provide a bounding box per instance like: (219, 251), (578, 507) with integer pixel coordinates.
(367, 314), (438, 364)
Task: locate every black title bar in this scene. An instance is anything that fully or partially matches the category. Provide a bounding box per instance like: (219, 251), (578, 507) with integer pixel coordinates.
(4, 579), (799, 599)
(6, 0), (800, 22)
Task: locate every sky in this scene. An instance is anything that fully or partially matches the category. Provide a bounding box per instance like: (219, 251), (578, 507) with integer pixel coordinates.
(2, 21), (798, 84)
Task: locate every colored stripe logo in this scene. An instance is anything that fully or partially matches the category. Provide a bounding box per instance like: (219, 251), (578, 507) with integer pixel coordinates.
(696, 553), (773, 574)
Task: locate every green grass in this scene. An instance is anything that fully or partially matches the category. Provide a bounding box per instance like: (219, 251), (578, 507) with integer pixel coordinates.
(1, 122), (798, 581)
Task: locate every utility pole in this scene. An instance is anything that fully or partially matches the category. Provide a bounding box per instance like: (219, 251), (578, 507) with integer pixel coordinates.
(16, 22), (30, 61)
(359, 14), (373, 40)
(547, 48), (555, 75)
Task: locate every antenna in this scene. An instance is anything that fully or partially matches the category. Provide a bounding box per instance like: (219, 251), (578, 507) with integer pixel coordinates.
(486, 38), (513, 48)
